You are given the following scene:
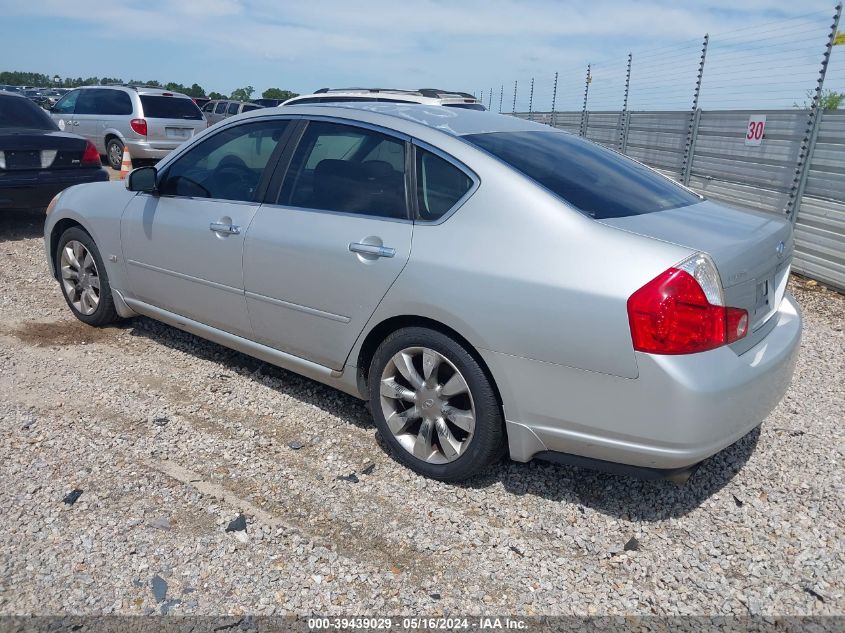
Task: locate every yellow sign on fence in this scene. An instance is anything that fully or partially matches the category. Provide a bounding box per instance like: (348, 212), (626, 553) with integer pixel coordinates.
(834, 30), (845, 46)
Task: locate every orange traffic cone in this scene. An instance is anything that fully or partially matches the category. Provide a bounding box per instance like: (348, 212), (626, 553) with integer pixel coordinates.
(119, 145), (132, 179)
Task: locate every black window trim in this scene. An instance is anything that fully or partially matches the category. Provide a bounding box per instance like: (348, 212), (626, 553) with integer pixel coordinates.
(262, 115), (415, 224)
(153, 115), (298, 204)
(410, 139), (480, 226)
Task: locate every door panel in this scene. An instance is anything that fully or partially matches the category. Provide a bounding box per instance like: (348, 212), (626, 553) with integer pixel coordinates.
(243, 207), (412, 369)
(121, 195), (258, 338)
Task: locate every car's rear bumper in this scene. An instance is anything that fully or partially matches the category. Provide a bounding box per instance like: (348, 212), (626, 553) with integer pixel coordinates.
(0, 168), (108, 209)
(125, 138), (196, 160)
(483, 292), (802, 471)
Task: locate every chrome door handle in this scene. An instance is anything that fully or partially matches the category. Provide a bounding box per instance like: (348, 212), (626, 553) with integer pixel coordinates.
(349, 242), (395, 258)
(71, 121), (79, 126)
(209, 222), (240, 235)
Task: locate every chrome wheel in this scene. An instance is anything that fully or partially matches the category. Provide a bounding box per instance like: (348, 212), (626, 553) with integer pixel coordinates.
(379, 346), (476, 464)
(60, 240), (100, 316)
(108, 142), (122, 169)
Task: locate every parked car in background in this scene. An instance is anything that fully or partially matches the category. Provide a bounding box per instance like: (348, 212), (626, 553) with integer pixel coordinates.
(253, 98), (283, 108)
(22, 89), (52, 109)
(42, 103), (800, 483)
(49, 85), (205, 170)
(0, 91), (107, 210)
(0, 85), (21, 93)
(201, 99), (263, 126)
(40, 89), (68, 108)
(282, 88), (486, 110)
(192, 97), (211, 109)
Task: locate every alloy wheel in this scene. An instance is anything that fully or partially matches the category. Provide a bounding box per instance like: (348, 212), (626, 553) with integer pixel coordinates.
(379, 346), (476, 464)
(60, 240), (100, 316)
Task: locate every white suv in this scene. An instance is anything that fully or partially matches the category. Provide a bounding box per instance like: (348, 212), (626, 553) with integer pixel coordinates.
(282, 88), (486, 110)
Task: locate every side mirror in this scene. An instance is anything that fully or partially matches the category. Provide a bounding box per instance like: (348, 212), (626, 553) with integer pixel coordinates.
(125, 166), (158, 194)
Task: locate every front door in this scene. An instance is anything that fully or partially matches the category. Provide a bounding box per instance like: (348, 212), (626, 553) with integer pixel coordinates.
(244, 120), (413, 370)
(121, 117), (291, 338)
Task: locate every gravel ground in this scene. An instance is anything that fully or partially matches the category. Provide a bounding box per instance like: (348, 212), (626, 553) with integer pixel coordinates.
(0, 207), (843, 617)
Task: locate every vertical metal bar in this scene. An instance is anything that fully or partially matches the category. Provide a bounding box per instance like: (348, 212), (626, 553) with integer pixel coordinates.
(682, 34), (708, 186)
(580, 64), (591, 137)
(787, 2), (842, 223)
(479, 89), (484, 104)
(499, 84), (504, 114)
(528, 77), (534, 121)
(550, 72), (558, 128)
(619, 52), (632, 152)
(488, 88), (493, 110)
(512, 80), (518, 114)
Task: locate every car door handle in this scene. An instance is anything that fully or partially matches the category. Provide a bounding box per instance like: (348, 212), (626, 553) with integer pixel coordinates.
(349, 242), (395, 258)
(71, 121), (79, 126)
(209, 222), (240, 235)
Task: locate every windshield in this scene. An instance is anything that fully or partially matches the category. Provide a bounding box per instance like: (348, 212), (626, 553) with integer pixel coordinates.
(0, 96), (57, 130)
(139, 95), (203, 120)
(463, 130), (701, 219)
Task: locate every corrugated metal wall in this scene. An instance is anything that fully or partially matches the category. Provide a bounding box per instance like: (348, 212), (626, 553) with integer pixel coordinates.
(517, 108), (845, 291)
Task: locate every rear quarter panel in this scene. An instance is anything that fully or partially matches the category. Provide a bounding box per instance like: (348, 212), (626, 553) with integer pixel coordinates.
(357, 142), (693, 381)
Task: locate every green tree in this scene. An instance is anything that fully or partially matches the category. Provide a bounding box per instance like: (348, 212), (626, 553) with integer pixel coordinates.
(208, 91), (225, 100)
(230, 85), (255, 102)
(794, 89), (845, 111)
(185, 83), (206, 98)
(261, 87), (298, 100)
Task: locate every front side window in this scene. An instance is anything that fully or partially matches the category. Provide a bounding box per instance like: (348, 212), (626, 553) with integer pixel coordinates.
(415, 149), (473, 221)
(51, 90), (79, 114)
(279, 121), (407, 219)
(227, 102), (240, 115)
(215, 102), (227, 114)
(463, 130), (700, 219)
(158, 119), (288, 201)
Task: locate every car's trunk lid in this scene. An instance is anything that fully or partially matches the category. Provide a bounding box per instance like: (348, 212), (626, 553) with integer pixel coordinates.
(599, 200), (793, 354)
(0, 129), (89, 170)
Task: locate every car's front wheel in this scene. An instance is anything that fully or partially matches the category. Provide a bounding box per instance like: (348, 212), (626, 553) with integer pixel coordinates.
(369, 327), (505, 482)
(56, 227), (119, 327)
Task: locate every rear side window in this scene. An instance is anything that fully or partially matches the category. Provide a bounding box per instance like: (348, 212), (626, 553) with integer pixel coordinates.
(463, 131), (700, 219)
(215, 102), (227, 114)
(227, 102), (240, 115)
(74, 90), (100, 115)
(0, 96), (57, 130)
(98, 89), (133, 115)
(202, 102), (215, 112)
(280, 121), (407, 219)
(415, 149), (473, 221)
(139, 96), (203, 120)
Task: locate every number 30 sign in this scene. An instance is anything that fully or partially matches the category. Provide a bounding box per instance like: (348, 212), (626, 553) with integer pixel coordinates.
(745, 114), (766, 146)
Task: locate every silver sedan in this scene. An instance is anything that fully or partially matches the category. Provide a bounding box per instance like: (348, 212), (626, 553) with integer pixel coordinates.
(43, 104), (802, 482)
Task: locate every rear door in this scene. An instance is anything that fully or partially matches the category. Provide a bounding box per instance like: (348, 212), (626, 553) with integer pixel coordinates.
(243, 119), (413, 370)
(69, 89), (101, 145)
(120, 117), (293, 338)
(138, 94), (205, 150)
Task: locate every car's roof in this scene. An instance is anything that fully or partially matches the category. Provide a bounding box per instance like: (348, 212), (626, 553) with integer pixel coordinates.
(259, 102), (543, 138)
(0, 90), (26, 98)
(75, 85), (193, 98)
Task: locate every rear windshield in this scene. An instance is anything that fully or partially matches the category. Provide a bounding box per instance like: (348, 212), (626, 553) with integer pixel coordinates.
(444, 103), (486, 111)
(139, 95), (203, 120)
(0, 96), (57, 130)
(463, 131), (701, 219)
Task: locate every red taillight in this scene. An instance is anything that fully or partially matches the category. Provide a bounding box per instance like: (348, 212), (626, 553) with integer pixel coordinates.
(627, 268), (748, 355)
(81, 141), (101, 167)
(130, 118), (147, 136)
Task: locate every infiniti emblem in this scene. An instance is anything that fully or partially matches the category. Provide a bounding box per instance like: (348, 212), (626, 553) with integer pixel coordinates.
(776, 241), (785, 258)
(422, 398), (435, 409)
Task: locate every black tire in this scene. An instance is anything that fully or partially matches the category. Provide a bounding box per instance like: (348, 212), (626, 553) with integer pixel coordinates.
(106, 138), (125, 171)
(56, 227), (120, 327)
(369, 327), (505, 482)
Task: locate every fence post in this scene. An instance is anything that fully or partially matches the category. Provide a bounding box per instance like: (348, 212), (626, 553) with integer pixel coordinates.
(528, 77), (534, 121)
(580, 64), (591, 137)
(499, 84), (504, 114)
(619, 53), (632, 152)
(488, 88), (492, 110)
(787, 2), (842, 223)
(551, 72), (558, 128)
(512, 80), (518, 114)
(682, 34), (708, 186)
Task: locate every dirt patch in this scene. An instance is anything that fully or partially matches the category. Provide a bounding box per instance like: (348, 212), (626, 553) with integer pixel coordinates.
(0, 319), (119, 347)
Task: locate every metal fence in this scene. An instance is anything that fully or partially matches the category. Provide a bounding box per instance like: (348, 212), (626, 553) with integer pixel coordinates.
(492, 4), (845, 290)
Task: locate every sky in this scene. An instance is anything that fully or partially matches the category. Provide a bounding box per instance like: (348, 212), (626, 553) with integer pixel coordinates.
(1, 0), (843, 111)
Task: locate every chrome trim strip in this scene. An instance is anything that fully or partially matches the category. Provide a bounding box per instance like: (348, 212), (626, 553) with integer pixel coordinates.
(125, 259), (243, 296)
(245, 291), (351, 323)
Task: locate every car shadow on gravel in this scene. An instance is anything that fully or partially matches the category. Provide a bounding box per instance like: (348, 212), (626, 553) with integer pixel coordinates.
(127, 315), (759, 521)
(0, 208), (47, 243)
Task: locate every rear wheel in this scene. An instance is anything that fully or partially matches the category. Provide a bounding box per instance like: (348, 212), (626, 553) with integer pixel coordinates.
(56, 227), (119, 327)
(369, 327), (505, 481)
(106, 138), (124, 171)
